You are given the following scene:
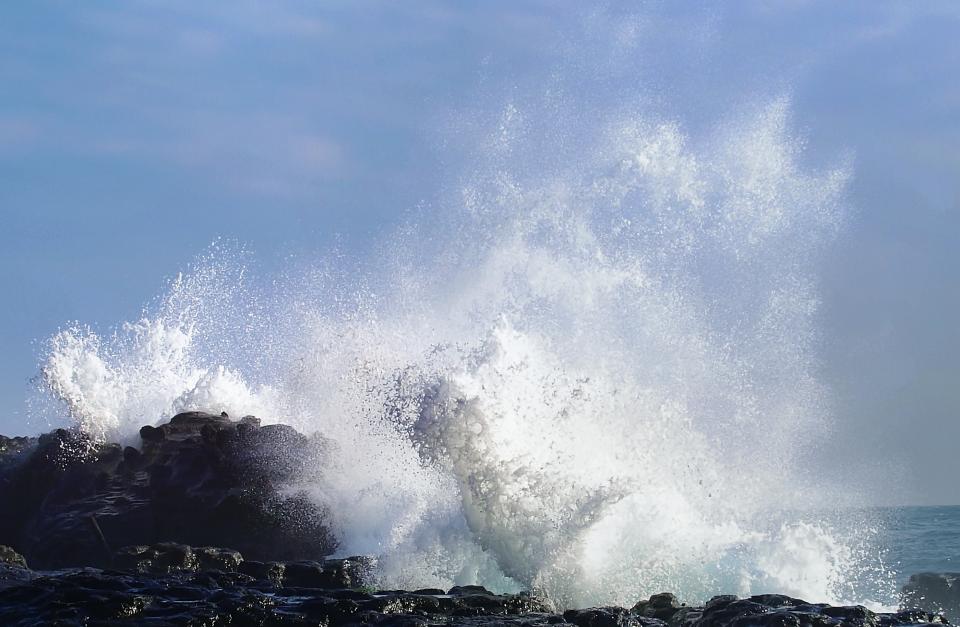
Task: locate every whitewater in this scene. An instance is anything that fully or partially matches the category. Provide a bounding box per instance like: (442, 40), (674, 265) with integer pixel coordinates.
(33, 87), (898, 610)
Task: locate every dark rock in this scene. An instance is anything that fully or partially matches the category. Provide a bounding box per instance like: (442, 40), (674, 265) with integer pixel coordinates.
(138, 424), (164, 442)
(0, 435), (34, 458)
(114, 542), (243, 575)
(750, 595), (809, 609)
(0, 411), (336, 569)
(1, 414), (957, 626)
(0, 545), (27, 569)
(633, 592), (684, 621)
(195, 546), (244, 571)
(705, 596), (739, 611)
(698, 599), (773, 627)
(0, 563), (951, 627)
(670, 606), (702, 627)
(0, 546), (34, 593)
(821, 605), (876, 627)
(565, 606), (663, 626)
(239, 559), (286, 585)
(449, 584), (495, 595)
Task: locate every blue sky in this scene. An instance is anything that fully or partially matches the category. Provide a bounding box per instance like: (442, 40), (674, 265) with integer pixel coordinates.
(1, 1), (958, 503)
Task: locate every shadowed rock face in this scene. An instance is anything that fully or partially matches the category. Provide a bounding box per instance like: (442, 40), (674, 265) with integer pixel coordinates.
(0, 411), (336, 569)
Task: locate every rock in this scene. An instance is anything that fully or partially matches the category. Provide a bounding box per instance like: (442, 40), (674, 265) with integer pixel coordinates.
(114, 543), (243, 574)
(0, 545), (33, 593)
(705, 596), (739, 610)
(750, 595), (810, 609)
(2, 413), (959, 625)
(238, 559), (286, 585)
(566, 606), (665, 626)
(697, 599), (773, 627)
(195, 546), (244, 571)
(822, 604), (876, 627)
(449, 584), (495, 596)
(138, 424), (164, 442)
(282, 556), (372, 589)
(633, 592), (684, 621)
(0, 546), (27, 569)
(0, 560), (951, 627)
(0, 411), (336, 569)
(0, 435), (33, 457)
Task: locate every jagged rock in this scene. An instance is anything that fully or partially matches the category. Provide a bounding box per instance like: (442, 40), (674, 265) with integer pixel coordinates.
(0, 435), (33, 457)
(697, 599), (774, 627)
(822, 604), (877, 627)
(0, 411), (336, 569)
(566, 606), (665, 626)
(0, 545), (27, 569)
(0, 556), (952, 627)
(239, 559), (286, 585)
(114, 542), (244, 574)
(634, 592), (684, 621)
(0, 545), (33, 593)
(449, 584), (495, 595)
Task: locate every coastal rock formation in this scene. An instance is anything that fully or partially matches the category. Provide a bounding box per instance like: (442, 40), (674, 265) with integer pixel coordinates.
(0, 411), (335, 569)
(0, 413), (956, 625)
(0, 551), (952, 627)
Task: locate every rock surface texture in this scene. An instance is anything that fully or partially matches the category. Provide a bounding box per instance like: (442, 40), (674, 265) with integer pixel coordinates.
(0, 411), (335, 569)
(0, 413), (954, 625)
(0, 554), (952, 627)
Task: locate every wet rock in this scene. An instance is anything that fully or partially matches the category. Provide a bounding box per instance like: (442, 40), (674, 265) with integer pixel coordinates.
(195, 545), (244, 571)
(0, 411), (336, 569)
(2, 414), (958, 626)
(0, 546), (34, 593)
(566, 606), (664, 626)
(750, 595), (810, 609)
(0, 560), (952, 627)
(0, 545), (27, 569)
(633, 592), (684, 621)
(705, 596), (739, 611)
(697, 599), (774, 627)
(114, 542), (243, 575)
(670, 606), (703, 627)
(115, 542), (198, 574)
(822, 604), (876, 627)
(239, 559), (286, 585)
(0, 435), (34, 458)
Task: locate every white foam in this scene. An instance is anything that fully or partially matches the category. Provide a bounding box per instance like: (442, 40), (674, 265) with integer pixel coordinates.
(37, 94), (894, 608)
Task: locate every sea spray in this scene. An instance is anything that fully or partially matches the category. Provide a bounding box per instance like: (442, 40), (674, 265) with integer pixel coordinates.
(36, 91), (896, 608)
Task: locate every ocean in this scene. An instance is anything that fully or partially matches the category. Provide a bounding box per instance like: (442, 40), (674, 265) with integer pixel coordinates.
(887, 506), (960, 582)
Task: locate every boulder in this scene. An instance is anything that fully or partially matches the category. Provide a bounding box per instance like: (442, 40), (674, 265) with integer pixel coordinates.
(0, 411), (336, 569)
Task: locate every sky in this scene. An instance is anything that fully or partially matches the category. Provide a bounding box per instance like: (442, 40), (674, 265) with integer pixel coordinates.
(0, 1), (957, 504)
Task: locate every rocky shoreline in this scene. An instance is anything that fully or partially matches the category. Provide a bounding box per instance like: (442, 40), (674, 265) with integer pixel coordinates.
(0, 412), (955, 625)
(0, 546), (951, 626)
